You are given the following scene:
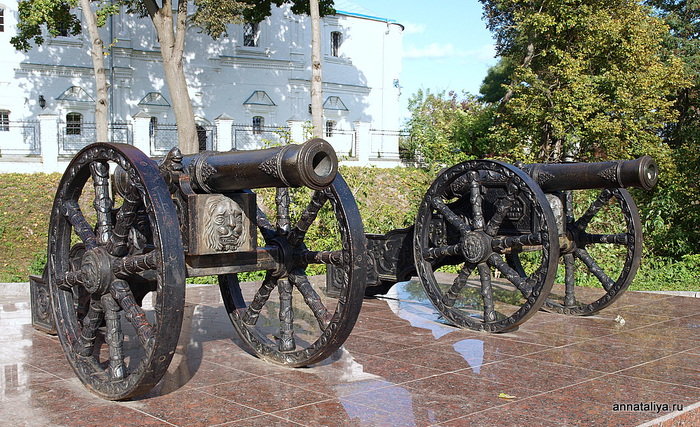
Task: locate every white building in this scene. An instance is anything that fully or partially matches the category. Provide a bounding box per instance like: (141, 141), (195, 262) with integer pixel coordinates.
(0, 1), (404, 172)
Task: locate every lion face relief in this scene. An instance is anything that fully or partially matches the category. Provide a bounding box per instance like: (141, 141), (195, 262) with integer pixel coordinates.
(204, 197), (247, 252)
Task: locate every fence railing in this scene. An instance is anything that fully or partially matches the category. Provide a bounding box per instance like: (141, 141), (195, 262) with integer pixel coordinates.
(58, 122), (133, 155)
(369, 129), (406, 160)
(232, 124), (290, 150)
(0, 121), (41, 156)
(325, 129), (356, 159)
(151, 124), (216, 155)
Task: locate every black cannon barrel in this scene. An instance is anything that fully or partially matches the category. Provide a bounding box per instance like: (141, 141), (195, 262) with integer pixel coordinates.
(521, 156), (658, 192)
(180, 138), (338, 192)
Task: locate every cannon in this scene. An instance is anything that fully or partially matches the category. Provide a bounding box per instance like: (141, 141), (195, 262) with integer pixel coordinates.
(329, 156), (658, 333)
(30, 139), (366, 400)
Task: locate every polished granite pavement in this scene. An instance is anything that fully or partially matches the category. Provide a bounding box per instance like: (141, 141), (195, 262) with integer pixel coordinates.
(0, 279), (698, 427)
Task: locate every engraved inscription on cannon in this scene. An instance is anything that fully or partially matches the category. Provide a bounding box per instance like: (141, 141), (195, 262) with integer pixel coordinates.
(189, 193), (257, 255)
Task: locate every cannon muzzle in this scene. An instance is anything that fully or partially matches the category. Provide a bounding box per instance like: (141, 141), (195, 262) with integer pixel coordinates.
(522, 156), (658, 192)
(180, 138), (338, 192)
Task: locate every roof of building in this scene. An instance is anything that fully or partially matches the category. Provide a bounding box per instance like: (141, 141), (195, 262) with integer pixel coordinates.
(333, 0), (398, 24)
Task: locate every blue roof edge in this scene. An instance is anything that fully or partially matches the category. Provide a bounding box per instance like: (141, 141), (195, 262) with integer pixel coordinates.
(335, 9), (398, 24)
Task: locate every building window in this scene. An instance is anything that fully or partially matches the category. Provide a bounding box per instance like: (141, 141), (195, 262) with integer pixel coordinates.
(197, 125), (208, 151)
(0, 9), (5, 33)
(252, 116), (264, 135)
(243, 23), (259, 47)
(331, 31), (342, 57)
(325, 120), (335, 137)
(0, 111), (9, 132)
(66, 112), (82, 135)
(149, 117), (158, 140)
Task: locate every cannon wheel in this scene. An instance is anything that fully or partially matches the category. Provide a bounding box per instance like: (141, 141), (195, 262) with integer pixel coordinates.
(219, 174), (365, 367)
(47, 143), (185, 400)
(543, 188), (642, 315)
(414, 160), (559, 332)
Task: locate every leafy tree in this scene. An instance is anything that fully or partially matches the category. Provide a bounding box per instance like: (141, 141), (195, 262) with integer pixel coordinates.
(404, 90), (494, 168)
(642, 0), (700, 255)
(11, 0), (116, 142)
(478, 0), (688, 163)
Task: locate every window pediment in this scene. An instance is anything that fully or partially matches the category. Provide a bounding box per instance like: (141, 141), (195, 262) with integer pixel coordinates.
(323, 96), (348, 111)
(138, 92), (171, 107)
(244, 91), (276, 106)
(57, 86), (94, 103)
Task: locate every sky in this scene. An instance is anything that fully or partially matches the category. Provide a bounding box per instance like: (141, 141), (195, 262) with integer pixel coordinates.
(337, 0), (499, 122)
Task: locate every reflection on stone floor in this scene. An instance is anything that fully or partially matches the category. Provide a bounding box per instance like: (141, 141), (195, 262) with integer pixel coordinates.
(0, 279), (698, 426)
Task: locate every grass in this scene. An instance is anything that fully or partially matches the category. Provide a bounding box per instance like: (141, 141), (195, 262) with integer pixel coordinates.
(0, 168), (697, 292)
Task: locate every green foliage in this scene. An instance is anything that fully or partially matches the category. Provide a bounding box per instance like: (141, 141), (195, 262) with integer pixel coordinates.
(479, 58), (515, 103)
(190, 0), (336, 38)
(189, 0), (251, 38)
(11, 0), (82, 51)
(478, 0), (689, 163)
(404, 89), (495, 168)
(637, 1), (700, 257)
(240, 0), (335, 23)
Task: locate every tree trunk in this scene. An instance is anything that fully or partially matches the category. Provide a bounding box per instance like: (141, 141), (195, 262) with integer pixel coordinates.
(79, 0), (109, 142)
(310, 0), (323, 139)
(150, 0), (198, 154)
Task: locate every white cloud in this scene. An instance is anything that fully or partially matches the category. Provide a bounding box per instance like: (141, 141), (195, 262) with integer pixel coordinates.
(403, 43), (456, 59)
(402, 22), (426, 35)
(403, 43), (496, 62)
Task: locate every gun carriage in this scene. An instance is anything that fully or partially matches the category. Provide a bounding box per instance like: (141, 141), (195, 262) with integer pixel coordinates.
(30, 139), (366, 400)
(330, 156), (658, 333)
(29, 136), (658, 400)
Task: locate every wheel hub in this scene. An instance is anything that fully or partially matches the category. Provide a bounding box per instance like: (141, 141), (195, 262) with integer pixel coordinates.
(80, 247), (113, 295)
(462, 231), (492, 264)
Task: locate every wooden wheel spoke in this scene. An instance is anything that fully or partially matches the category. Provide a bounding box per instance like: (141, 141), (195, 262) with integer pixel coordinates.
(492, 233), (543, 253)
(275, 188), (291, 234)
(485, 181), (517, 236)
(242, 272), (278, 326)
(477, 263), (497, 322)
(488, 253), (532, 298)
(563, 253), (576, 306)
(469, 171), (485, 230)
(101, 294), (126, 380)
(112, 251), (159, 279)
(57, 270), (88, 290)
(63, 201), (98, 250)
(575, 189), (614, 231)
(431, 197), (470, 235)
(74, 298), (104, 357)
(422, 244), (462, 261)
(575, 248), (615, 291)
(277, 279), (295, 351)
(110, 280), (154, 348)
(583, 233), (628, 245)
(298, 250), (343, 266)
(288, 191), (328, 246)
(107, 183), (142, 257)
(256, 207), (276, 241)
(90, 161), (113, 245)
(443, 264), (475, 307)
(288, 269), (332, 329)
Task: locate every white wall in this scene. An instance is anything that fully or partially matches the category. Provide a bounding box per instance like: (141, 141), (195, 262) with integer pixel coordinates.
(0, 2), (404, 171)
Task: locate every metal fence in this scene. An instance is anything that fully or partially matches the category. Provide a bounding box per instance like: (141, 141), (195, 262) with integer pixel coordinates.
(0, 121), (41, 156)
(110, 122), (132, 145)
(151, 124), (216, 155)
(325, 129), (356, 159)
(369, 129), (406, 160)
(232, 124), (290, 150)
(58, 122), (133, 155)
